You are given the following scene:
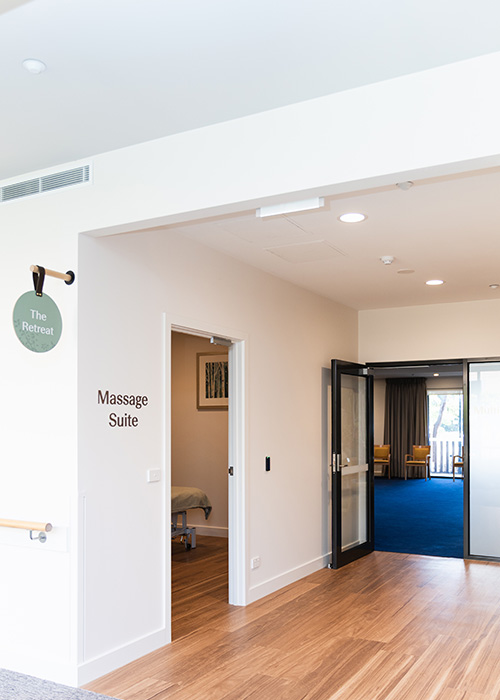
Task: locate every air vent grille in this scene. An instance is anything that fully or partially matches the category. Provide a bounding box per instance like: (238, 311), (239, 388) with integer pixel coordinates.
(2, 178), (40, 202)
(1, 165), (91, 203)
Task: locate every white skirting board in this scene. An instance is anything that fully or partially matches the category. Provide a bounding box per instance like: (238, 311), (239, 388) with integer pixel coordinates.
(77, 628), (168, 686)
(77, 553), (326, 683)
(180, 524), (228, 538)
(247, 552), (331, 604)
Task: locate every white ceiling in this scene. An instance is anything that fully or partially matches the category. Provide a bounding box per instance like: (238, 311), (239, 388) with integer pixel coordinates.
(169, 167), (500, 310)
(3, 0), (500, 310)
(3, 0), (500, 182)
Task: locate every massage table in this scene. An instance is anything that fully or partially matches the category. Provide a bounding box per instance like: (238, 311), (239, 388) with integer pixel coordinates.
(171, 486), (212, 550)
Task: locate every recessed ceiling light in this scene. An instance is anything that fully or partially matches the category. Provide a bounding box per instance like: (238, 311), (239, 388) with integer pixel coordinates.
(426, 279), (445, 286)
(338, 212), (366, 223)
(433, 373), (440, 377)
(397, 268), (415, 275)
(489, 284), (500, 289)
(396, 181), (414, 191)
(23, 58), (46, 74)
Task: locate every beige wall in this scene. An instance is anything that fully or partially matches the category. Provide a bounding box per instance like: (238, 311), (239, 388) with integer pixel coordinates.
(78, 227), (358, 668)
(426, 376), (463, 390)
(171, 332), (228, 533)
(359, 299), (500, 363)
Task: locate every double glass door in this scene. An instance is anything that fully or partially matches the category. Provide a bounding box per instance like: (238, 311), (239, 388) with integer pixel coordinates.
(331, 360), (374, 569)
(330, 358), (500, 568)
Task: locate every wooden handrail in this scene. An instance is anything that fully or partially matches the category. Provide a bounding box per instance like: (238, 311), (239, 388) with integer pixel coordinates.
(30, 265), (73, 283)
(0, 518), (52, 533)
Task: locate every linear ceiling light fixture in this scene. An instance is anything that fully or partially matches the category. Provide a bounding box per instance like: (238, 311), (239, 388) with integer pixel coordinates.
(256, 197), (324, 218)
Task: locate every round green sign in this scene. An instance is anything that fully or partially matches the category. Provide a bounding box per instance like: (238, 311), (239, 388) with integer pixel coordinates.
(13, 291), (62, 353)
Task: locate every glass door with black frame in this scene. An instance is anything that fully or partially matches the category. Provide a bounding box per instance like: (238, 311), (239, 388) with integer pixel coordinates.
(331, 359), (374, 569)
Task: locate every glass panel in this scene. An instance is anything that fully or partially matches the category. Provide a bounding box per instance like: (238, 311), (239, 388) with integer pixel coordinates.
(469, 362), (500, 557)
(341, 374), (368, 552)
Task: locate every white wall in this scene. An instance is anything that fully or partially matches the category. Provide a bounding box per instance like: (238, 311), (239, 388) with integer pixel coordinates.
(0, 197), (78, 684)
(2, 50), (500, 686)
(171, 332), (228, 534)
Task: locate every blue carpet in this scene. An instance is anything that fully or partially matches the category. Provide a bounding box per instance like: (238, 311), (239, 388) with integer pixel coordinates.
(374, 477), (463, 558)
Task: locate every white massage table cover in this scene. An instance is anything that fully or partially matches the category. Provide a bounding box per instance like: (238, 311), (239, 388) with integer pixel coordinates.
(171, 486), (212, 519)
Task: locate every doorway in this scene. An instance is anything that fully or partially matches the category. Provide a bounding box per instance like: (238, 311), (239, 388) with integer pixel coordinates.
(369, 360), (464, 559)
(171, 331), (229, 640)
(170, 331), (229, 639)
(167, 319), (246, 640)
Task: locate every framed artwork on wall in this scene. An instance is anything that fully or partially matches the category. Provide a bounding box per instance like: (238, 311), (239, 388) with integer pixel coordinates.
(197, 353), (229, 409)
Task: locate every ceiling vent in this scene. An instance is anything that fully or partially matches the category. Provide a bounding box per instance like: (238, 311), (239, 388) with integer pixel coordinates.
(1, 164), (91, 203)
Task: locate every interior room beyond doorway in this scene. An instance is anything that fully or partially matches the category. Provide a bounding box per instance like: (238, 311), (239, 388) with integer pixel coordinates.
(170, 332), (229, 639)
(371, 361), (464, 558)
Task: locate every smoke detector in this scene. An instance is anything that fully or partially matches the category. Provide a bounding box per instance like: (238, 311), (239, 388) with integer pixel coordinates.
(380, 256), (394, 265)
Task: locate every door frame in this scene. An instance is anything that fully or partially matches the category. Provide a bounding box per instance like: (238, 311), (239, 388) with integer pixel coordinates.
(167, 316), (247, 632)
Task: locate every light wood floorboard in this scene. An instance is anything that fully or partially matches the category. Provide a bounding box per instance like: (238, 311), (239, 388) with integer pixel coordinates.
(86, 538), (500, 700)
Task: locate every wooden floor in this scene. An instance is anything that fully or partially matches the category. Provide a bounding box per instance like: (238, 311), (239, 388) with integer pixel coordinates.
(86, 538), (500, 700)
(171, 535), (229, 641)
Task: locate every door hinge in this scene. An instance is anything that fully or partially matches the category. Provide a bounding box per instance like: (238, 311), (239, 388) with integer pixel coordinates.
(331, 454), (340, 473)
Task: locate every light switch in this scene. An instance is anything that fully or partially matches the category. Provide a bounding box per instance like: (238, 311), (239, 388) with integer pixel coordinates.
(147, 469), (161, 483)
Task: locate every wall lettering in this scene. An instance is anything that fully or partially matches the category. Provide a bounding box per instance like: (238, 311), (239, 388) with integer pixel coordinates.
(97, 389), (149, 427)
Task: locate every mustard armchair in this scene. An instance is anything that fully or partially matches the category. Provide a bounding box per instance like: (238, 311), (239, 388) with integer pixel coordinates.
(452, 453), (464, 481)
(374, 445), (391, 478)
(404, 445), (431, 480)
